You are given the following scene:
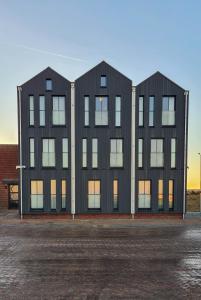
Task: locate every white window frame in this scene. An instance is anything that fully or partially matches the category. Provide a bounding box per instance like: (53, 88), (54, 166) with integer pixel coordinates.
(29, 138), (35, 168)
(162, 96), (175, 126)
(30, 180), (43, 209)
(84, 96), (89, 126)
(171, 138), (176, 168)
(149, 96), (154, 126)
(138, 180), (151, 209)
(29, 95), (34, 126)
(88, 180), (101, 209)
(138, 96), (144, 126)
(115, 96), (121, 127)
(138, 139), (143, 168)
(95, 96), (108, 126)
(42, 139), (55, 167)
(92, 138), (98, 168)
(150, 139), (164, 167)
(62, 138), (68, 168)
(52, 96), (65, 125)
(39, 96), (45, 126)
(110, 139), (123, 168)
(82, 138), (87, 168)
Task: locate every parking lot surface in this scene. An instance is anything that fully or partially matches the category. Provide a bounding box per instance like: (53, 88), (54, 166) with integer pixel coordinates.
(0, 212), (201, 299)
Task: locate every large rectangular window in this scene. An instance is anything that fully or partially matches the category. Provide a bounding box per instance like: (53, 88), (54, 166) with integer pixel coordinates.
(29, 138), (35, 168)
(52, 96), (65, 125)
(113, 179), (119, 210)
(42, 139), (55, 167)
(95, 96), (108, 126)
(150, 139), (164, 167)
(84, 96), (89, 126)
(138, 96), (144, 126)
(162, 96), (175, 126)
(39, 96), (45, 126)
(88, 180), (101, 209)
(31, 180), (43, 209)
(61, 180), (66, 209)
(110, 139), (123, 167)
(51, 179), (56, 210)
(92, 138), (98, 168)
(138, 180), (151, 209)
(138, 139), (143, 168)
(29, 96), (34, 126)
(171, 138), (176, 168)
(169, 180), (174, 209)
(149, 96), (154, 126)
(115, 96), (121, 127)
(158, 180), (163, 210)
(62, 138), (68, 168)
(82, 138), (87, 168)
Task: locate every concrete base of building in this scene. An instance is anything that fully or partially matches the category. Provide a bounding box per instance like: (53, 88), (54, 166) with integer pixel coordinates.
(21, 212), (183, 219)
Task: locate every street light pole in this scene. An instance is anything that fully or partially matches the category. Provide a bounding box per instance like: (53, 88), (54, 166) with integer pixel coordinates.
(198, 153), (201, 213)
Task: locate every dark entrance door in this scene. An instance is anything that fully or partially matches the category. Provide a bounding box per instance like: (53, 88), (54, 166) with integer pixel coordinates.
(9, 184), (19, 209)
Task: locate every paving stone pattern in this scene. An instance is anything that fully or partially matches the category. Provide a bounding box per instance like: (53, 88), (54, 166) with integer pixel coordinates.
(0, 216), (201, 299)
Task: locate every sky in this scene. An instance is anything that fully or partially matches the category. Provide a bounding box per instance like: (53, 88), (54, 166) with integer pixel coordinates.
(0, 0), (200, 189)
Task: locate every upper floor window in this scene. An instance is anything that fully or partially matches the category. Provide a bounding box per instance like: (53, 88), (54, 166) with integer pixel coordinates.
(100, 75), (107, 87)
(115, 96), (121, 127)
(84, 96), (89, 126)
(95, 96), (108, 126)
(30, 180), (43, 209)
(92, 138), (98, 168)
(149, 96), (154, 126)
(39, 96), (45, 126)
(42, 139), (55, 167)
(62, 138), (68, 168)
(46, 79), (52, 91)
(82, 138), (87, 168)
(162, 96), (175, 126)
(138, 96), (144, 126)
(52, 96), (65, 125)
(150, 139), (164, 167)
(110, 139), (123, 167)
(138, 139), (143, 168)
(29, 96), (34, 126)
(29, 138), (35, 168)
(171, 138), (176, 168)
(138, 180), (151, 209)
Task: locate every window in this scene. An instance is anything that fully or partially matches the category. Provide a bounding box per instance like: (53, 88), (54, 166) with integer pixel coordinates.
(62, 138), (68, 168)
(51, 179), (56, 210)
(138, 96), (144, 126)
(150, 139), (164, 167)
(158, 180), (163, 209)
(169, 180), (174, 209)
(149, 96), (154, 126)
(29, 96), (34, 126)
(171, 138), (176, 168)
(95, 96), (108, 126)
(113, 179), (119, 210)
(100, 75), (107, 87)
(46, 79), (52, 91)
(84, 96), (89, 126)
(138, 139), (143, 168)
(82, 138), (87, 168)
(39, 96), (45, 126)
(42, 139), (55, 167)
(61, 180), (66, 209)
(162, 96), (175, 126)
(115, 96), (121, 127)
(110, 139), (123, 167)
(31, 180), (43, 209)
(52, 96), (65, 125)
(138, 180), (151, 209)
(92, 138), (98, 168)
(88, 180), (101, 209)
(29, 138), (35, 168)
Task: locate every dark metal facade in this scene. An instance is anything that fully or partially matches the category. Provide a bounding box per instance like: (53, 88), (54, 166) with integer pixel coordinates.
(135, 72), (187, 213)
(75, 62), (132, 213)
(18, 68), (71, 213)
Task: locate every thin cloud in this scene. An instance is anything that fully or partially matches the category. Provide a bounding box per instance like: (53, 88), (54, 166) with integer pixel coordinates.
(1, 43), (86, 62)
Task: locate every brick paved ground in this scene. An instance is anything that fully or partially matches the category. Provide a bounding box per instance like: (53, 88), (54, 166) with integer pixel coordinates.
(0, 211), (201, 299)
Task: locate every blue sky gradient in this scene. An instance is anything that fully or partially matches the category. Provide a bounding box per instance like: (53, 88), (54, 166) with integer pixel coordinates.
(0, 0), (200, 188)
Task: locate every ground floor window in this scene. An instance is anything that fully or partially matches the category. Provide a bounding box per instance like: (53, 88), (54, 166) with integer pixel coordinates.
(31, 180), (43, 209)
(88, 180), (101, 209)
(61, 180), (66, 209)
(169, 180), (174, 209)
(138, 180), (151, 209)
(51, 180), (56, 210)
(113, 179), (119, 210)
(158, 180), (163, 209)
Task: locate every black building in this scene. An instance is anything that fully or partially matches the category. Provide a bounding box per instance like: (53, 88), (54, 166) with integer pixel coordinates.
(17, 61), (189, 218)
